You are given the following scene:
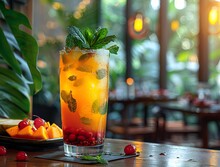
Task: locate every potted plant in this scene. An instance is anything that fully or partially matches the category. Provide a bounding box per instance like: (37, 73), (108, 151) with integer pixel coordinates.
(0, 2), (42, 119)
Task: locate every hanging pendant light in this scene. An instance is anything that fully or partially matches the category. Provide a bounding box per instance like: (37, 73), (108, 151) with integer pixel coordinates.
(128, 12), (149, 39)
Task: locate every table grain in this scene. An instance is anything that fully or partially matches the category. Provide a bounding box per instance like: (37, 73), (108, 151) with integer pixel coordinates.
(1, 138), (220, 167)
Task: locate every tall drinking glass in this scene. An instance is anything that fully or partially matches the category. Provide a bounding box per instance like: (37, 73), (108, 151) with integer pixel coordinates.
(59, 47), (109, 156)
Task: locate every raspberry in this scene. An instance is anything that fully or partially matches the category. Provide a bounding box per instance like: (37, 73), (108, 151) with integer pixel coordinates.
(16, 151), (28, 161)
(124, 144), (136, 155)
(0, 146), (6, 155)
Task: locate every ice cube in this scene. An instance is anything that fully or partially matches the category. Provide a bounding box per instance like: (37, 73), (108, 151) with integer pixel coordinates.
(95, 49), (109, 63)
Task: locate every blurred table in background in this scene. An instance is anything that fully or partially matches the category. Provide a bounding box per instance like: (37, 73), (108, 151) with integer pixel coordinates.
(155, 100), (220, 148)
(107, 92), (178, 141)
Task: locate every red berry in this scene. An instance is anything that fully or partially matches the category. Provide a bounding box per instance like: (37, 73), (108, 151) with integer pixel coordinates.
(88, 132), (93, 138)
(16, 151), (28, 161)
(18, 119), (30, 130)
(124, 144), (136, 155)
(78, 135), (86, 141)
(68, 134), (76, 142)
(34, 117), (45, 129)
(0, 146), (6, 155)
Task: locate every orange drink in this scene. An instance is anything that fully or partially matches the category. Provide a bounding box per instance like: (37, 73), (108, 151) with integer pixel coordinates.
(59, 26), (118, 157)
(59, 47), (109, 156)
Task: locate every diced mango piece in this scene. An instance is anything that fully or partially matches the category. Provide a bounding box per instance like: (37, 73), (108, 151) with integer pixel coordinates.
(47, 127), (60, 139)
(17, 125), (34, 139)
(33, 126), (49, 140)
(47, 123), (63, 139)
(51, 123), (63, 136)
(6, 125), (19, 137)
(44, 121), (50, 129)
(5, 121), (63, 140)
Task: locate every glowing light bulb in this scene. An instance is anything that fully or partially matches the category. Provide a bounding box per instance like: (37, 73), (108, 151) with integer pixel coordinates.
(134, 13), (144, 32)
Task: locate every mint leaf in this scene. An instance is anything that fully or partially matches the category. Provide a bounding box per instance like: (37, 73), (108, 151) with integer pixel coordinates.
(92, 100), (108, 115)
(66, 26), (89, 49)
(68, 75), (77, 81)
(80, 117), (92, 125)
(97, 156), (108, 164)
(80, 155), (108, 164)
(96, 69), (107, 80)
(92, 100), (99, 114)
(99, 102), (108, 115)
(78, 53), (94, 62)
(65, 26), (119, 54)
(66, 34), (76, 49)
(60, 90), (77, 112)
(83, 28), (94, 45)
(92, 35), (116, 49)
(108, 45), (119, 54)
(91, 28), (108, 47)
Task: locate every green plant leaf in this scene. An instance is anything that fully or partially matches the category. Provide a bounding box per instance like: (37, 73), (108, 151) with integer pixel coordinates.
(0, 67), (31, 118)
(0, 2), (42, 118)
(0, 101), (28, 119)
(0, 2), (42, 94)
(0, 29), (22, 74)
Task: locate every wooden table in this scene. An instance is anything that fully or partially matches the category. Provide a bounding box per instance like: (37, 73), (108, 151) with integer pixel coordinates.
(108, 95), (177, 141)
(109, 95), (177, 126)
(1, 138), (220, 166)
(155, 102), (220, 148)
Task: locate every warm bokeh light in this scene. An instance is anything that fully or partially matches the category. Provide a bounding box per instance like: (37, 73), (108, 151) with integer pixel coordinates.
(126, 77), (134, 86)
(209, 6), (218, 25)
(134, 13), (144, 32)
(46, 21), (57, 29)
(52, 2), (63, 10)
(37, 60), (47, 69)
(171, 20), (179, 31)
(37, 32), (46, 46)
(73, 0), (91, 19)
(189, 54), (198, 62)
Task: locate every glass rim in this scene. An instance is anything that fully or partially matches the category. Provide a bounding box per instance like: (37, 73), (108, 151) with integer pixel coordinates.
(60, 47), (110, 55)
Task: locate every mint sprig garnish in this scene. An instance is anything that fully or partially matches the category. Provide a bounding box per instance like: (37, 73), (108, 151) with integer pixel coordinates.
(80, 154), (108, 164)
(65, 26), (119, 54)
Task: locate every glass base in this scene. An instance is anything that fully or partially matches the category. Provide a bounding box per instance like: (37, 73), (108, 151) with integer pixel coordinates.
(64, 143), (104, 157)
